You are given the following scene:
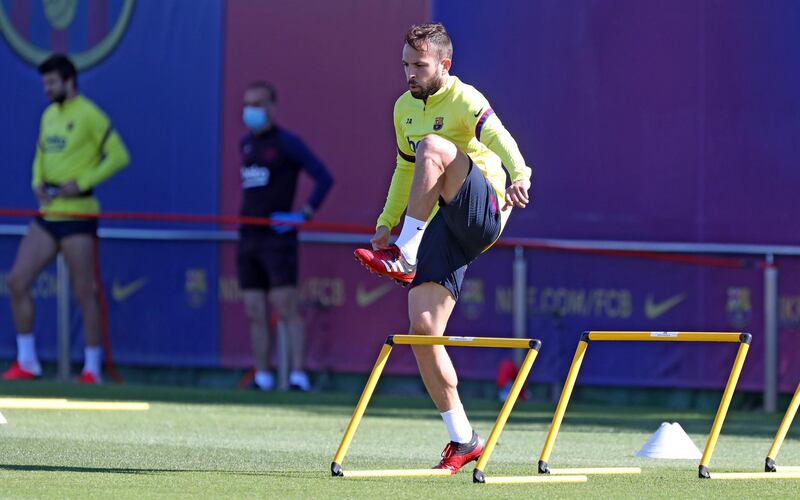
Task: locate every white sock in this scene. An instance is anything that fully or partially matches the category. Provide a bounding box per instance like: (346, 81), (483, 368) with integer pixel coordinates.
(16, 334), (41, 374)
(395, 215), (426, 265)
(83, 346), (102, 376)
(290, 370), (311, 391)
(254, 370), (275, 390)
(440, 404), (473, 443)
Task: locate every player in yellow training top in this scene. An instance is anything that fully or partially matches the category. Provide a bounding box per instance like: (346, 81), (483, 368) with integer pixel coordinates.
(3, 54), (130, 384)
(354, 24), (532, 473)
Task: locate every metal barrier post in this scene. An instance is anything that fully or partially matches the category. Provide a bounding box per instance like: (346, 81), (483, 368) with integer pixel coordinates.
(56, 253), (71, 381)
(764, 253), (778, 412)
(513, 246), (527, 364)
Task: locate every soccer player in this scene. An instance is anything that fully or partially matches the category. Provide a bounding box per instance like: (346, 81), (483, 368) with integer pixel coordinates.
(355, 24), (532, 473)
(4, 54), (130, 383)
(237, 81), (333, 391)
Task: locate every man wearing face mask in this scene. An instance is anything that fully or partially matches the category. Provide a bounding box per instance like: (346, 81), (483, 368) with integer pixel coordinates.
(237, 81), (333, 392)
(3, 54), (130, 384)
(354, 23), (532, 473)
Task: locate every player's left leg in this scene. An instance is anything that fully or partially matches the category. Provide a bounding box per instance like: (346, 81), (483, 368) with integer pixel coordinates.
(60, 230), (102, 383)
(409, 282), (484, 473)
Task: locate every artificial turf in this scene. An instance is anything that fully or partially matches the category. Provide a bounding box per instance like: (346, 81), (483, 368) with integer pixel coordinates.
(0, 381), (798, 498)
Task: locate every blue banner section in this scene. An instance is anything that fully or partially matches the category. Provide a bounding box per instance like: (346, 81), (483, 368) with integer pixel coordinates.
(442, 249), (765, 390)
(101, 240), (219, 367)
(0, 1), (222, 365)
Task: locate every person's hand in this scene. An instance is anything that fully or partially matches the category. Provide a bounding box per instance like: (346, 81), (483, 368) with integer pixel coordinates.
(270, 212), (306, 234)
(58, 180), (81, 198)
(503, 178), (531, 211)
(370, 226), (391, 250)
(34, 183), (52, 206)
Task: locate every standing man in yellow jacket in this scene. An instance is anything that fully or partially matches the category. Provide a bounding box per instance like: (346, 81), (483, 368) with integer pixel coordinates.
(355, 24), (532, 473)
(3, 54), (130, 384)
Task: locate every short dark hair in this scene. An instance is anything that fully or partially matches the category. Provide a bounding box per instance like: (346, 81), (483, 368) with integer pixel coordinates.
(38, 54), (78, 86)
(405, 23), (453, 60)
(247, 81), (277, 104)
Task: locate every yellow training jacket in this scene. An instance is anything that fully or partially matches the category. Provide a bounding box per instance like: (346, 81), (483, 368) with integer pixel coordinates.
(32, 95), (129, 220)
(376, 75), (531, 231)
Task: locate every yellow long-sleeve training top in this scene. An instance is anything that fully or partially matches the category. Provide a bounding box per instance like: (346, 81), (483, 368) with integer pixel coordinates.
(32, 95), (130, 220)
(376, 75), (531, 231)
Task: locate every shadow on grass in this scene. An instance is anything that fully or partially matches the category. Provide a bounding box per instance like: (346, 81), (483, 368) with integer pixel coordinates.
(0, 463), (326, 478)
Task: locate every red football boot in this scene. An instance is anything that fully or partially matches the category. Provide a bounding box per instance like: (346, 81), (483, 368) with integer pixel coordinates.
(77, 371), (101, 384)
(2, 361), (40, 380)
(354, 245), (416, 285)
(433, 432), (484, 474)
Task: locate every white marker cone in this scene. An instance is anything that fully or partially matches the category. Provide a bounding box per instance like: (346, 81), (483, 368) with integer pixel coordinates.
(0, 411), (6, 424)
(636, 422), (702, 459)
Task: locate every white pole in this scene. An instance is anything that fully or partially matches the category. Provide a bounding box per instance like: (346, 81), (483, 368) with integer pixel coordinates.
(512, 246), (527, 365)
(56, 253), (71, 381)
(764, 253), (778, 412)
(277, 320), (289, 390)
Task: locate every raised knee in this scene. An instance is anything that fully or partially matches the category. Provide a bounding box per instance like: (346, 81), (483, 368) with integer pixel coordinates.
(416, 134), (447, 157)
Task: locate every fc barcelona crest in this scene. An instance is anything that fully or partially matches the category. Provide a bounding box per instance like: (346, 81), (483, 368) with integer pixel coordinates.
(726, 286), (752, 328)
(0, 0), (135, 70)
(433, 116), (444, 131)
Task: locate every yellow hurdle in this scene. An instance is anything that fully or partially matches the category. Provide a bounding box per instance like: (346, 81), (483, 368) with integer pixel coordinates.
(710, 472), (800, 480)
(472, 346), (539, 483)
(342, 469), (453, 478)
(0, 398), (150, 411)
(537, 331), (751, 479)
(482, 474), (588, 484)
(586, 331), (744, 343)
(765, 383), (800, 472)
(330, 334), (543, 483)
(549, 467), (640, 475)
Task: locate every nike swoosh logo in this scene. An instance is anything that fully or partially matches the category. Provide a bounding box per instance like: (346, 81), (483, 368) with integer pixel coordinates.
(645, 293), (686, 319)
(112, 277), (149, 302)
(474, 107), (484, 117)
(356, 282), (395, 307)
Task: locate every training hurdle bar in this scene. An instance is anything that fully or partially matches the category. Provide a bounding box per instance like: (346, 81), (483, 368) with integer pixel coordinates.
(765, 382), (800, 473)
(711, 382), (800, 480)
(536, 331), (751, 479)
(331, 335), (577, 483)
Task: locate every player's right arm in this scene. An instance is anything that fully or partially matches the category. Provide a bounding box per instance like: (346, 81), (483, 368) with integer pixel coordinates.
(373, 99), (415, 249)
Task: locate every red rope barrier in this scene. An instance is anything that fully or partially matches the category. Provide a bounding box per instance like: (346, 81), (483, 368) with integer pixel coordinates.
(0, 207), (749, 268)
(0, 208), (377, 234)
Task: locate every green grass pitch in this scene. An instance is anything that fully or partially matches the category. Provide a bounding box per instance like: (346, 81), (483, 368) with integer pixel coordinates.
(0, 381), (798, 498)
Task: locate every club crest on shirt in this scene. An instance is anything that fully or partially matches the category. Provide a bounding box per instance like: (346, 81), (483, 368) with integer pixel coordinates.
(66, 121), (74, 132)
(433, 116), (444, 131)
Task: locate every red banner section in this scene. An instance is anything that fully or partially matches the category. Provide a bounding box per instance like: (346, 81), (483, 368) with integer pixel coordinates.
(218, 0), (430, 365)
